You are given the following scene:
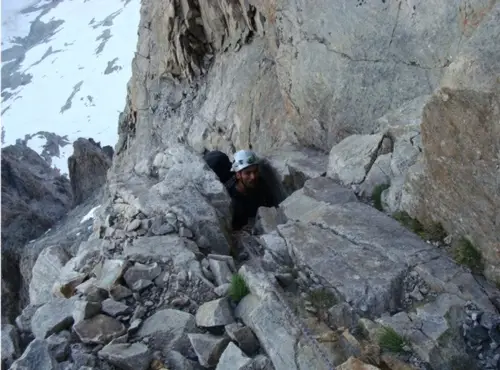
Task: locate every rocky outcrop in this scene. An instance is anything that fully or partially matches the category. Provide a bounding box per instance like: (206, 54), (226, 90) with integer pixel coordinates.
(1, 143), (72, 252)
(8, 0), (500, 369)
(1, 143), (72, 324)
(13, 145), (500, 370)
(68, 138), (113, 206)
(400, 3), (500, 282)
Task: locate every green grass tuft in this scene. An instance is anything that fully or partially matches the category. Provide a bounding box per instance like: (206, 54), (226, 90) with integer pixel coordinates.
(378, 326), (408, 353)
(308, 288), (337, 311)
(372, 184), (390, 211)
(229, 273), (250, 302)
(453, 237), (483, 273)
(392, 211), (446, 242)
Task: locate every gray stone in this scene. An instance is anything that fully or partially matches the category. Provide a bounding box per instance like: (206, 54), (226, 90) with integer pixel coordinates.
(130, 279), (153, 292)
(101, 299), (131, 317)
(46, 330), (71, 361)
(109, 285), (133, 300)
(179, 226), (194, 238)
(31, 298), (74, 338)
(327, 302), (358, 330)
(207, 254), (236, 272)
(114, 146), (232, 255)
(278, 188), (327, 222)
(275, 273), (294, 287)
(29, 246), (70, 305)
(357, 153), (392, 197)
(224, 323), (260, 355)
(123, 262), (162, 289)
(123, 235), (200, 271)
(128, 319), (142, 334)
(254, 207), (287, 235)
(381, 176), (405, 213)
(277, 221), (406, 316)
(73, 300), (102, 324)
(480, 312), (499, 330)
(415, 257), (496, 313)
(58, 361), (73, 370)
(236, 264), (337, 370)
(378, 294), (470, 370)
(15, 304), (40, 333)
(92, 259), (126, 291)
(164, 350), (203, 370)
(215, 342), (252, 370)
(208, 258), (233, 286)
(214, 283), (231, 297)
(1, 324), (20, 368)
(327, 134), (384, 186)
(73, 314), (127, 344)
(10, 339), (58, 370)
(80, 283), (108, 301)
(137, 309), (199, 354)
(98, 343), (151, 370)
(265, 148), (329, 195)
(152, 222), (176, 236)
(71, 343), (96, 368)
(153, 271), (171, 287)
(258, 231), (293, 266)
(126, 219), (142, 232)
(247, 354), (274, 370)
(195, 298), (235, 327)
(188, 333), (230, 368)
(303, 176), (358, 205)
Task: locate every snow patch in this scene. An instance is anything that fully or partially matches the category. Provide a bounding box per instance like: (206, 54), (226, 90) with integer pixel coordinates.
(80, 205), (101, 224)
(1, 0), (140, 174)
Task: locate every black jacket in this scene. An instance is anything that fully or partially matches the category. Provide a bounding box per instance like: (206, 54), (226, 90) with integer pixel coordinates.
(225, 176), (274, 230)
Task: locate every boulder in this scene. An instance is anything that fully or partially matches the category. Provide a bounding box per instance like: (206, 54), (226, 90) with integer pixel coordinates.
(9, 339), (58, 370)
(110, 145), (232, 255)
(224, 323), (260, 355)
(188, 333), (230, 368)
(137, 309), (199, 355)
(327, 134), (385, 186)
(68, 138), (112, 206)
(101, 299), (131, 317)
(1, 324), (21, 368)
(236, 264), (337, 370)
(31, 298), (74, 338)
(29, 246), (70, 305)
(98, 343), (151, 370)
(215, 342), (252, 370)
(46, 330), (71, 361)
(195, 298), (235, 327)
(73, 314), (127, 344)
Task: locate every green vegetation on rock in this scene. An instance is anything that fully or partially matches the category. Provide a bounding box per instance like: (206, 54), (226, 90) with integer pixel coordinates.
(392, 211), (446, 242)
(453, 237), (483, 273)
(378, 326), (408, 353)
(372, 184), (390, 211)
(229, 273), (250, 302)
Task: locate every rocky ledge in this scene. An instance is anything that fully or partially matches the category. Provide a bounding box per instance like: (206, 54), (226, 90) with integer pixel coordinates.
(4, 145), (500, 370)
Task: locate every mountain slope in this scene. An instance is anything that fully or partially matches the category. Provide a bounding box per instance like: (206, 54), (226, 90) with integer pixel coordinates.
(1, 0), (140, 174)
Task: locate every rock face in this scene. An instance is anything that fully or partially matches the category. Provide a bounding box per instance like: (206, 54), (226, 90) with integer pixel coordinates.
(68, 138), (112, 206)
(1, 143), (72, 324)
(8, 1), (500, 369)
(397, 3), (500, 281)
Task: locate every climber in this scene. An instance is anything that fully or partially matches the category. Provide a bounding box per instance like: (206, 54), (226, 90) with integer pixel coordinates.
(226, 149), (274, 231)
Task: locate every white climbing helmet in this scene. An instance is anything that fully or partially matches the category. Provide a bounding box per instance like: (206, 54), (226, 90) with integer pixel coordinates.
(231, 149), (259, 172)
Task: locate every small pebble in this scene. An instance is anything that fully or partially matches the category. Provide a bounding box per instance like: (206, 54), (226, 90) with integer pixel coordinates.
(145, 300), (154, 307)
